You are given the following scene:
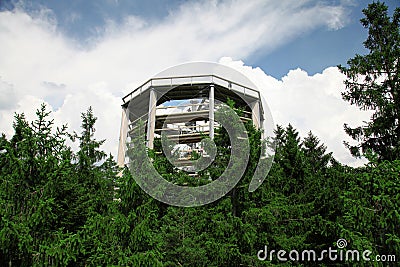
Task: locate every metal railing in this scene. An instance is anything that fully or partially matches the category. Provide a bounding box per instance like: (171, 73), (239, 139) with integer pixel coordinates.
(122, 74), (260, 104)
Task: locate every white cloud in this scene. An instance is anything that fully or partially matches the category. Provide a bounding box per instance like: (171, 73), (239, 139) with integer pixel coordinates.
(220, 58), (372, 166)
(0, 0), (358, 164)
(0, 78), (17, 110)
(52, 82), (121, 154)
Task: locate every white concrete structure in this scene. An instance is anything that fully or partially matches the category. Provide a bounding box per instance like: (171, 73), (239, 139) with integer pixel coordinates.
(117, 62), (264, 167)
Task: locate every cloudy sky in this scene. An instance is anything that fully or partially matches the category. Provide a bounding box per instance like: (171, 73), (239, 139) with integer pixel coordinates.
(1, 0), (398, 166)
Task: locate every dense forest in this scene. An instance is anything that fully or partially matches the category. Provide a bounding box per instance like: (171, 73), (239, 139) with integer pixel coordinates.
(0, 2), (399, 266)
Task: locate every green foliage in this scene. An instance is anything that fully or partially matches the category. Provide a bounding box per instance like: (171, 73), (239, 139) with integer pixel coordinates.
(0, 102), (399, 266)
(338, 2), (400, 161)
(339, 159), (400, 263)
(0, 105), (117, 266)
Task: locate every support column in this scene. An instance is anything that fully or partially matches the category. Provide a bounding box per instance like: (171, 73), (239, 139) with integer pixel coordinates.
(146, 88), (157, 149)
(117, 107), (129, 167)
(209, 84), (215, 139)
(250, 100), (261, 129)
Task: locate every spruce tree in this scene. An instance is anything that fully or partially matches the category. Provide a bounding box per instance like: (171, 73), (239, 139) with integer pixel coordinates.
(339, 2), (400, 160)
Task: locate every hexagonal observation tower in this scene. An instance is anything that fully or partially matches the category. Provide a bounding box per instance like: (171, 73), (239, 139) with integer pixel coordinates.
(117, 62), (265, 167)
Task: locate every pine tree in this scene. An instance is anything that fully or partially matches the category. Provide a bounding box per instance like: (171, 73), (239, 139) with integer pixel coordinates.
(339, 2), (400, 160)
(0, 105), (76, 266)
(302, 131), (332, 173)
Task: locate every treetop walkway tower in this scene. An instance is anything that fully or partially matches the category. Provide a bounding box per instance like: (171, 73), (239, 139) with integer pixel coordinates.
(117, 62), (266, 167)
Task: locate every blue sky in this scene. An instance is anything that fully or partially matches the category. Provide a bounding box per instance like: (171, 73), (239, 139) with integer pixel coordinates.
(0, 0), (398, 166)
(1, 0), (397, 78)
(254, 0), (398, 78)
